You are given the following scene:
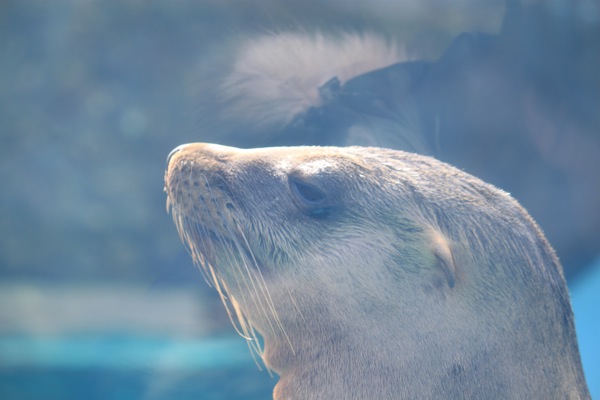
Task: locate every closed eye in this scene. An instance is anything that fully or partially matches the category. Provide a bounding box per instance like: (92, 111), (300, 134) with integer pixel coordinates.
(288, 176), (331, 218)
(290, 176), (326, 205)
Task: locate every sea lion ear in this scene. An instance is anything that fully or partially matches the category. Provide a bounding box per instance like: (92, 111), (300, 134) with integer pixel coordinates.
(430, 231), (456, 288)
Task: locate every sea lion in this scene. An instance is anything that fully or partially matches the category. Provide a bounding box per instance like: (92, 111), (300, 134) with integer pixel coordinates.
(164, 143), (590, 399)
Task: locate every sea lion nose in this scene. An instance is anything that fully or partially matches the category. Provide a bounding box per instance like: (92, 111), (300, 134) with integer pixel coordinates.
(166, 144), (188, 169)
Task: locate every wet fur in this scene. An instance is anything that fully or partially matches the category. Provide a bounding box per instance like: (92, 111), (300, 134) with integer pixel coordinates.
(165, 144), (589, 399)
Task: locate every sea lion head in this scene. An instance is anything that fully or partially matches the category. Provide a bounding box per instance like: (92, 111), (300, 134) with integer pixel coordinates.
(165, 144), (455, 343)
(164, 143), (587, 399)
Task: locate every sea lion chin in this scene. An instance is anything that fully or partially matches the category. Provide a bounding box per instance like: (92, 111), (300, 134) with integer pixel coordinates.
(164, 143), (590, 400)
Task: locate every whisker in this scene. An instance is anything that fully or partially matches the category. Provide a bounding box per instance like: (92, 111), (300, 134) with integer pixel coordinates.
(200, 174), (270, 362)
(167, 161), (288, 369)
(234, 222), (295, 354)
(225, 220), (279, 340)
(194, 177), (256, 341)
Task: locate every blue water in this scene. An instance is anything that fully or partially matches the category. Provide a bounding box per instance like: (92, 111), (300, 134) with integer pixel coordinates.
(570, 259), (600, 398)
(0, 336), (274, 400)
(0, 336), (253, 369)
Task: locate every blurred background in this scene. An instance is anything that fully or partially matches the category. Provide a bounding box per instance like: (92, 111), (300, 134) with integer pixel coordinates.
(0, 0), (598, 398)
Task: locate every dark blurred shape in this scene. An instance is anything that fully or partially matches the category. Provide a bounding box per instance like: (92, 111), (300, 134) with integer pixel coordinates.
(416, 1), (600, 278)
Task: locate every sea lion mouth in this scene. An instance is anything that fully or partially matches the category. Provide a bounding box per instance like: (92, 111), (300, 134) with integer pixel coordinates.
(166, 189), (290, 361)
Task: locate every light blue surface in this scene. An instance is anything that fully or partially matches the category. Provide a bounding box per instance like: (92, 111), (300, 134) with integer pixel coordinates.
(570, 258), (600, 398)
(0, 335), (254, 370)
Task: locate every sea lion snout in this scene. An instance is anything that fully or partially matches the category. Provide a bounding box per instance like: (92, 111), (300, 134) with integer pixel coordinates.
(165, 142), (240, 172)
(165, 143), (245, 199)
(165, 143), (187, 169)
(164, 143), (242, 238)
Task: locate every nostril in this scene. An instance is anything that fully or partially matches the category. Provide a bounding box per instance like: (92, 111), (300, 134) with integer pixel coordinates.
(166, 144), (188, 169)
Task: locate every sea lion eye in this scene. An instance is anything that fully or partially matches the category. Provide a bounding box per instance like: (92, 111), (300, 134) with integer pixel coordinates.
(290, 177), (326, 204)
(288, 176), (330, 218)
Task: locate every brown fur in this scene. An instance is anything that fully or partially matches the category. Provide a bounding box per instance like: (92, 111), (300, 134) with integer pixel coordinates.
(165, 143), (589, 399)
